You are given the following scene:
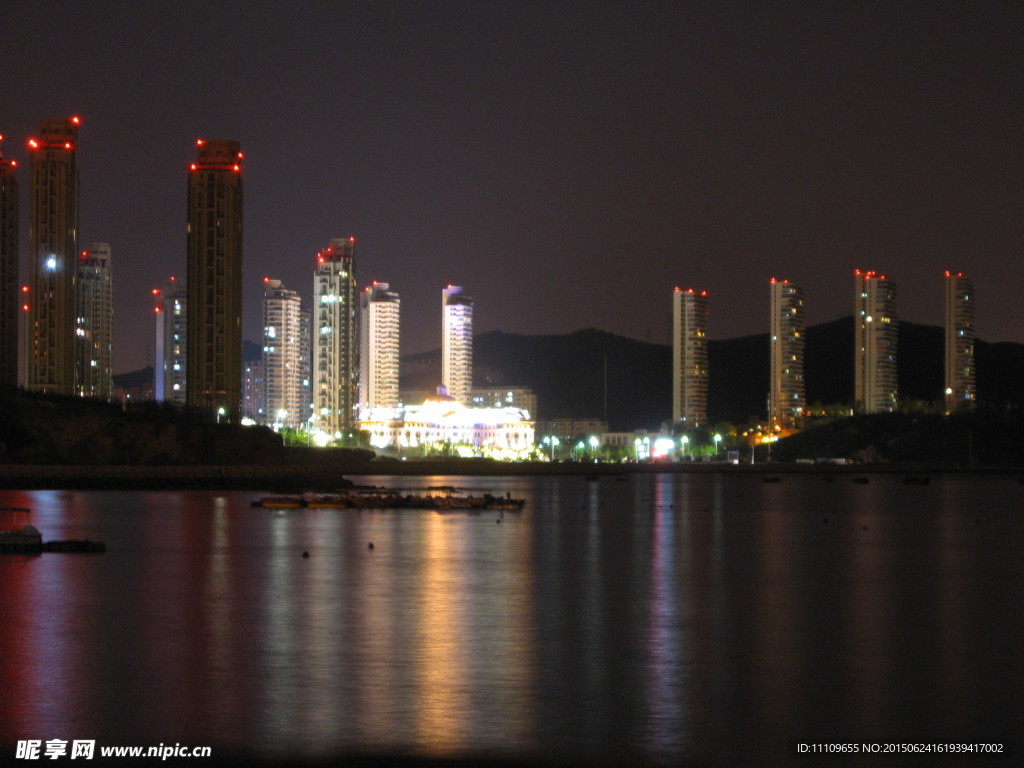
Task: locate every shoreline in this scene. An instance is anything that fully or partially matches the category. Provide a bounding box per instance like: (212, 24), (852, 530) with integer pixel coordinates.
(0, 460), (1020, 491)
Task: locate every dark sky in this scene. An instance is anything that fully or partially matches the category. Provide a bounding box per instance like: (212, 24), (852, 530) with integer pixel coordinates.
(3, 0), (1022, 373)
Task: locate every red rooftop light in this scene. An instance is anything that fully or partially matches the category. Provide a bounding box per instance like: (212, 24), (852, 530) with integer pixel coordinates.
(28, 139), (38, 149)
(71, 116), (81, 125)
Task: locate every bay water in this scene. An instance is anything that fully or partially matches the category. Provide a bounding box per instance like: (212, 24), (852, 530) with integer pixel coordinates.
(1, 472), (1021, 766)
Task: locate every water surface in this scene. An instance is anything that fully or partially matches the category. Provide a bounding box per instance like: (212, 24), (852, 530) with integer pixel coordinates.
(1, 473), (1021, 765)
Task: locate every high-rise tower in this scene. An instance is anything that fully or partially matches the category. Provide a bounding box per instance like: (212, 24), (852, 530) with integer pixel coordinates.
(854, 270), (898, 413)
(672, 287), (709, 427)
(312, 238), (357, 439)
(944, 271), (975, 413)
(0, 134), (18, 388)
(359, 281), (400, 418)
(28, 116), (80, 394)
(186, 139), (243, 418)
(262, 278), (310, 430)
(442, 285), (473, 404)
(769, 278), (805, 428)
(75, 243), (113, 400)
(154, 276), (187, 405)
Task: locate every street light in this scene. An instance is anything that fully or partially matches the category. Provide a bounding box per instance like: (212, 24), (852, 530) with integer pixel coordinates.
(588, 435), (599, 462)
(680, 435), (689, 460)
(216, 407), (226, 424)
(541, 435), (560, 461)
(714, 433), (722, 458)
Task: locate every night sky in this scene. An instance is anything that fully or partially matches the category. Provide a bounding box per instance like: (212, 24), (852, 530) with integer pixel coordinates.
(3, 0), (1022, 374)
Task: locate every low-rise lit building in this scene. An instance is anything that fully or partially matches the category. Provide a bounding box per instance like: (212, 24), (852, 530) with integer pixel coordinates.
(468, 387), (537, 418)
(536, 418), (608, 441)
(357, 392), (534, 459)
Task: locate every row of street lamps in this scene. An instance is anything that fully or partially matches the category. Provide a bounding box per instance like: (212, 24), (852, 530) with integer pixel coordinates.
(542, 433), (724, 462)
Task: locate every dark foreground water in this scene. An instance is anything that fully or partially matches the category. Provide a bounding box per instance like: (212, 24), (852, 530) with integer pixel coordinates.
(1, 473), (1022, 766)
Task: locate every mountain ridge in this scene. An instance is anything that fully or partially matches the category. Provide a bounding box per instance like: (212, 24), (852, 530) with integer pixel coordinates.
(114, 319), (1024, 430)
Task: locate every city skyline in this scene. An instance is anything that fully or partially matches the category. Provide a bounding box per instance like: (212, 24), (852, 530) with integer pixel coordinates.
(2, 2), (1021, 374)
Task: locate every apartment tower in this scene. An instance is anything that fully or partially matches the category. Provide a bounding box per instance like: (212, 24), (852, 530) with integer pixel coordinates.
(944, 271), (976, 413)
(359, 281), (400, 417)
(186, 139), (243, 418)
(312, 238), (357, 439)
(672, 287), (709, 426)
(28, 117), (80, 394)
(154, 276), (187, 404)
(262, 278), (310, 430)
(769, 278), (805, 428)
(75, 243), (113, 400)
(853, 270), (898, 413)
(442, 285), (473, 403)
(0, 135), (18, 388)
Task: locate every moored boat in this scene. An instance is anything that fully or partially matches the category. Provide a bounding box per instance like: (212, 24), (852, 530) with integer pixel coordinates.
(252, 487), (525, 511)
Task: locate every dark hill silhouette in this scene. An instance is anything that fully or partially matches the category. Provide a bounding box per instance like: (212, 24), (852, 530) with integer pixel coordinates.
(401, 318), (1023, 429)
(115, 319), (1024, 432)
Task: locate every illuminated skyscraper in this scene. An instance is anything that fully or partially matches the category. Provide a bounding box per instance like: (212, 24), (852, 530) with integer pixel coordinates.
(75, 243), (113, 400)
(944, 271), (975, 413)
(442, 285), (473, 403)
(359, 281), (400, 417)
(854, 270), (898, 413)
(186, 139), (243, 419)
(769, 278), (805, 428)
(28, 116), (80, 394)
(262, 278), (309, 430)
(0, 135), (18, 388)
(672, 287), (709, 426)
(154, 276), (187, 405)
(312, 238), (357, 439)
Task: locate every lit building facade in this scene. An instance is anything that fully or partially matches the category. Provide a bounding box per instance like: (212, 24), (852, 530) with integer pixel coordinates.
(359, 281), (400, 419)
(358, 394), (534, 459)
(0, 135), (18, 388)
(262, 278), (310, 430)
(672, 287), (709, 426)
(28, 116), (80, 395)
(75, 243), (113, 400)
(944, 271), (975, 413)
(469, 387), (536, 420)
(312, 238), (357, 439)
(186, 139), (243, 419)
(854, 270), (898, 413)
(442, 285), (473, 403)
(769, 278), (805, 428)
(154, 277), (187, 405)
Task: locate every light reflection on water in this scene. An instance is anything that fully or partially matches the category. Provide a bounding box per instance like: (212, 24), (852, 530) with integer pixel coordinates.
(1, 473), (1022, 765)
